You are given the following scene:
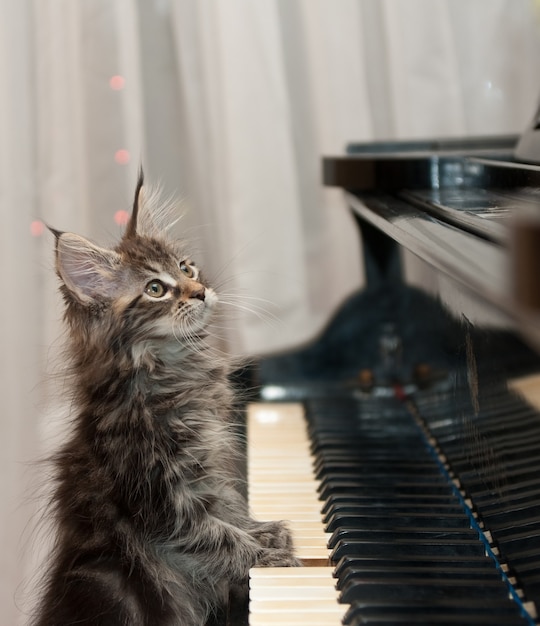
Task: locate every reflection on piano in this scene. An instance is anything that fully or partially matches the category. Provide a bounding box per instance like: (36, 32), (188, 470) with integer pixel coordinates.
(233, 126), (540, 625)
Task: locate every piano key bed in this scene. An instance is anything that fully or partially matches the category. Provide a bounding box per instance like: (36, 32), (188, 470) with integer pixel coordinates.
(246, 378), (540, 625)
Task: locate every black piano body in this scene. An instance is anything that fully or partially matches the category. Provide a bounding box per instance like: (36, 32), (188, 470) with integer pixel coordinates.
(246, 134), (540, 625)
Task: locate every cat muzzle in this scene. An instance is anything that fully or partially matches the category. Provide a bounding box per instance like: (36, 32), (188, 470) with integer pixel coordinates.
(190, 287), (206, 301)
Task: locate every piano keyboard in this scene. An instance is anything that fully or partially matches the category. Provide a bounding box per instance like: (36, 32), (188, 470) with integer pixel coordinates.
(249, 567), (343, 625)
(247, 393), (537, 625)
(247, 403), (343, 625)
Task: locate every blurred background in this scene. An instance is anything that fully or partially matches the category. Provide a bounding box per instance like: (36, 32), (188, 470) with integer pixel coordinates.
(2, 0), (540, 622)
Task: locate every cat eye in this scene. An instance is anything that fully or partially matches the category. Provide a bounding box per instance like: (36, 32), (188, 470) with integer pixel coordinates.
(179, 262), (195, 278)
(144, 280), (168, 298)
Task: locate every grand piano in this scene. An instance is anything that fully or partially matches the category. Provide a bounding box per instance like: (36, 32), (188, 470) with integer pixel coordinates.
(235, 108), (540, 625)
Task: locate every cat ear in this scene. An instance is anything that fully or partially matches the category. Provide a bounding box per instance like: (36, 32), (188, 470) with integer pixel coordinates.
(124, 167), (144, 239)
(55, 232), (121, 304)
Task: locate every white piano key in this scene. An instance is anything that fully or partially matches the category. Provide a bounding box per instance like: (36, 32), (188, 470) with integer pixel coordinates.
(247, 403), (347, 625)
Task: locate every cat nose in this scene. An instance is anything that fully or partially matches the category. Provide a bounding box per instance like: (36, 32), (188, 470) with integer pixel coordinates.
(190, 286), (205, 301)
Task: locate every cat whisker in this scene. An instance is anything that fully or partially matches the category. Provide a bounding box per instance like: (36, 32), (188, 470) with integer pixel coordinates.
(217, 292), (280, 316)
(172, 314), (225, 361)
(217, 298), (282, 330)
(217, 290), (278, 307)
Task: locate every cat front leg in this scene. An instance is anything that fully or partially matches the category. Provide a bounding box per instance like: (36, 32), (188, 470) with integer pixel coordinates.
(175, 508), (301, 580)
(208, 485), (299, 559)
(189, 484), (300, 568)
(256, 546), (302, 567)
(174, 512), (263, 581)
(249, 519), (294, 550)
(250, 520), (302, 567)
(202, 518), (300, 569)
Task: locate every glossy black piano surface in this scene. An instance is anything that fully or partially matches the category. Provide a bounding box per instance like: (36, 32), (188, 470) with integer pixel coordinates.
(230, 137), (540, 625)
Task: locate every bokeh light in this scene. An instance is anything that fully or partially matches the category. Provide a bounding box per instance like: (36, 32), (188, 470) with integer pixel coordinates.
(114, 149), (130, 165)
(114, 210), (130, 226)
(109, 75), (126, 90)
(30, 220), (45, 237)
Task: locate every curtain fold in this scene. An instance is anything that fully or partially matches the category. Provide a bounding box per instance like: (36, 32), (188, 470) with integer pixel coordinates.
(0, 3), (39, 621)
(1, 1), (539, 622)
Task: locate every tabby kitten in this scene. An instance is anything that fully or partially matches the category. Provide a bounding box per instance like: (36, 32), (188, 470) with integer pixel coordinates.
(34, 173), (298, 626)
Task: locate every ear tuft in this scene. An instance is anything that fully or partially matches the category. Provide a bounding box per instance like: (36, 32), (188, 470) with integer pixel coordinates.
(56, 233), (121, 305)
(120, 169), (181, 241)
(124, 167), (144, 239)
(47, 225), (63, 241)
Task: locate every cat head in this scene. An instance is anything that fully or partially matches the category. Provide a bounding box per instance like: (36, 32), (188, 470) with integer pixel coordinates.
(53, 171), (217, 343)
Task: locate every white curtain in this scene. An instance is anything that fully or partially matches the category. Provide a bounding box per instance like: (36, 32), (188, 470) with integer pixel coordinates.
(2, 0), (539, 622)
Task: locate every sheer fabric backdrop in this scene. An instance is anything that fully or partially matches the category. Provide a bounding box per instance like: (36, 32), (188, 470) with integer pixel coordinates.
(1, 0), (539, 622)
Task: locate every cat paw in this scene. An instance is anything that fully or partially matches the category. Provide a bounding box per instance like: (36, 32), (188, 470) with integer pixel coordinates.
(251, 520), (294, 550)
(255, 548), (302, 568)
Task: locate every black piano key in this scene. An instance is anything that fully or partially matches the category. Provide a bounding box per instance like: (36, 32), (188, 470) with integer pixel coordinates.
(495, 441), (540, 463)
(491, 455), (540, 476)
(314, 458), (439, 475)
(479, 487), (540, 513)
(333, 554), (500, 580)
(321, 491), (462, 515)
(515, 570), (540, 593)
(432, 408), (538, 437)
(330, 538), (487, 561)
(317, 464), (441, 476)
(325, 511), (471, 532)
(328, 527), (480, 550)
(483, 512), (540, 537)
(336, 563), (503, 589)
(317, 472), (448, 493)
(456, 406), (539, 428)
(417, 389), (519, 412)
(503, 549), (540, 572)
(319, 480), (455, 502)
(333, 554), (500, 579)
(312, 450), (433, 462)
(311, 438), (428, 456)
(448, 447), (540, 473)
(346, 617), (528, 625)
(461, 465), (540, 489)
(339, 577), (516, 605)
(491, 517), (540, 538)
(495, 531), (540, 558)
(314, 460), (438, 479)
(439, 419), (540, 445)
(446, 448), (540, 476)
(472, 481), (540, 505)
(344, 605), (529, 625)
(343, 594), (527, 626)
(323, 502), (465, 524)
(312, 431), (427, 441)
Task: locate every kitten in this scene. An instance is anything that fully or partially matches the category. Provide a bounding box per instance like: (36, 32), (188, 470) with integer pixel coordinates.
(33, 172), (298, 626)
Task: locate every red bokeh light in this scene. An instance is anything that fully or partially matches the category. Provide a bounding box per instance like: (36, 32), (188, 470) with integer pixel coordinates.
(30, 220), (45, 237)
(109, 75), (126, 90)
(114, 149), (130, 165)
(114, 210), (130, 226)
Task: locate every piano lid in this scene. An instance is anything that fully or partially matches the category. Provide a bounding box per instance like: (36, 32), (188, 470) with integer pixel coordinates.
(323, 135), (540, 190)
(323, 135), (540, 243)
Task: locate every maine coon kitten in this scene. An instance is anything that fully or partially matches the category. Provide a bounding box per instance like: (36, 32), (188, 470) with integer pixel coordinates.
(34, 173), (298, 626)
